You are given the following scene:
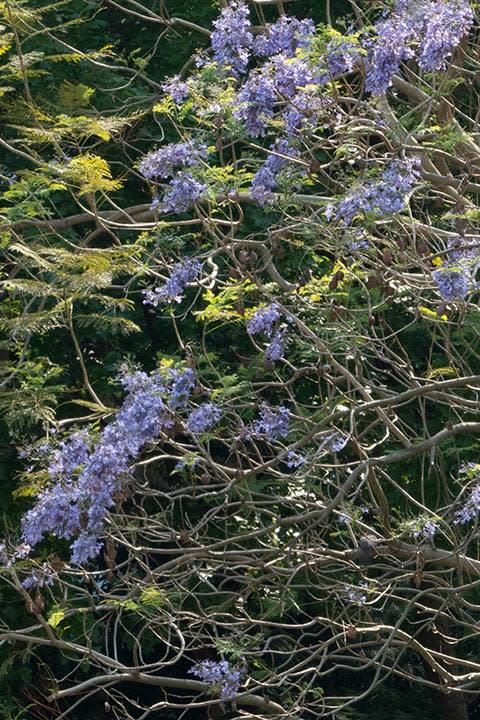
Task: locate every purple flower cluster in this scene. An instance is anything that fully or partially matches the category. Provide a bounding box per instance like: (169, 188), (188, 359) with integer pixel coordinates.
(454, 464), (480, 524)
(254, 16), (315, 58)
(324, 38), (359, 78)
(140, 141), (207, 214)
(455, 484), (480, 524)
(346, 581), (368, 605)
(347, 230), (370, 253)
(168, 368), (196, 410)
(366, 0), (474, 94)
(234, 53), (315, 137)
(283, 88), (323, 136)
(139, 141), (206, 181)
(253, 404), (290, 442)
(265, 327), (289, 362)
(270, 38), (356, 136)
(313, 35), (361, 87)
(432, 234), (480, 301)
(211, 1), (253, 77)
(21, 368), (196, 564)
(157, 174), (207, 214)
(324, 433), (348, 453)
(417, 0), (474, 71)
(251, 139), (299, 206)
(412, 519), (439, 541)
(432, 268), (469, 300)
(229, 14), (357, 138)
(331, 159), (419, 225)
(162, 75), (189, 105)
(186, 402), (222, 435)
(270, 54), (314, 98)
(247, 303), (282, 337)
(47, 429), (91, 481)
(365, 12), (417, 94)
(0, 541), (33, 570)
(234, 69), (277, 137)
(189, 660), (243, 701)
(248, 303), (292, 363)
(70, 535), (103, 565)
(285, 450), (306, 468)
(22, 563), (55, 590)
(143, 259), (201, 306)
(447, 235), (480, 263)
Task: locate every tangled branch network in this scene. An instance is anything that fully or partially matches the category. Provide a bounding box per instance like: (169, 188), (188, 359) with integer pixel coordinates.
(2, 0), (480, 718)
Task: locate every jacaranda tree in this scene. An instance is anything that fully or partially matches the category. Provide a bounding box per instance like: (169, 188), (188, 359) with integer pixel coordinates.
(1, 0), (480, 718)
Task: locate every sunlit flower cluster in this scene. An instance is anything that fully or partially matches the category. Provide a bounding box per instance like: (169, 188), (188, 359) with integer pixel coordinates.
(21, 368), (196, 564)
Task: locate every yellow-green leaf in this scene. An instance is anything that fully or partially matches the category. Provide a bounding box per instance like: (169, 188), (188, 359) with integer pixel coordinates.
(48, 609), (65, 628)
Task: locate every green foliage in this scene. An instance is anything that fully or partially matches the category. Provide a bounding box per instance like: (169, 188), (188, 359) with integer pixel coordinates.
(195, 280), (256, 324)
(0, 354), (65, 433)
(65, 154), (123, 195)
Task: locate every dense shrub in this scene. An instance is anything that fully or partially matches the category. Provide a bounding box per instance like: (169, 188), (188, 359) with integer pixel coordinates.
(1, 1), (480, 718)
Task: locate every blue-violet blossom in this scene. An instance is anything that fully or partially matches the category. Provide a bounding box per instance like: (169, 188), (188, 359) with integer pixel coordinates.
(143, 259), (201, 306)
(252, 404), (290, 442)
(247, 303), (282, 337)
(254, 15), (315, 58)
(186, 403), (222, 435)
(211, 1), (253, 76)
(21, 368), (196, 564)
(189, 660), (243, 701)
